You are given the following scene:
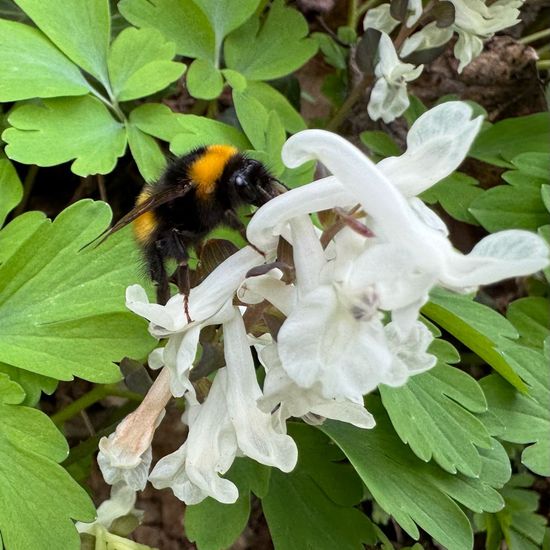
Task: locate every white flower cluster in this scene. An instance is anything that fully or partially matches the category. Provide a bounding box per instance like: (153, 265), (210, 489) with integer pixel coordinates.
(364, 0), (524, 122)
(95, 102), (548, 507)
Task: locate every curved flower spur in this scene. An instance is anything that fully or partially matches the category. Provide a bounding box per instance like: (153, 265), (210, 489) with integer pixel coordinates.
(94, 101), (549, 509)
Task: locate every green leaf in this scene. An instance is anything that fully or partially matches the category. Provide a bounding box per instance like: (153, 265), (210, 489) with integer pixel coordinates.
(262, 423), (373, 550)
(3, 96), (127, 176)
(118, 0), (215, 60)
(0, 373), (95, 550)
(510, 152), (550, 180)
(469, 184), (550, 232)
(506, 297), (549, 349)
(480, 343), (550, 476)
(0, 211), (46, 265)
(0, 200), (156, 383)
(403, 94), (427, 127)
(193, 0), (260, 60)
(542, 185), (550, 214)
(321, 399), (506, 550)
(185, 458), (269, 550)
(0, 19), (90, 101)
(313, 32), (347, 70)
(481, 474), (547, 550)
(186, 58), (224, 100)
(130, 103), (250, 153)
(225, 0), (317, 81)
(107, 27), (185, 101)
(13, 0), (111, 86)
(0, 159), (22, 227)
(244, 81), (306, 134)
(421, 172), (483, 225)
(0, 362), (56, 406)
(221, 69), (247, 92)
(380, 340), (491, 477)
(422, 288), (526, 392)
(359, 131), (401, 158)
(233, 90), (270, 150)
(126, 122), (166, 183)
(469, 113), (550, 167)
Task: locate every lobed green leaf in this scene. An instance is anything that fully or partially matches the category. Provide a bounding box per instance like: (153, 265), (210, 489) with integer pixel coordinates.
(224, 0), (317, 81)
(381, 339), (491, 477)
(0, 19), (90, 101)
(186, 58), (224, 100)
(3, 96), (127, 176)
(13, 0), (111, 87)
(118, 0), (215, 60)
(0, 373), (95, 550)
(322, 398), (508, 550)
(469, 113), (550, 167)
(0, 200), (156, 384)
(262, 424), (373, 550)
(108, 27), (185, 101)
(0, 158), (22, 227)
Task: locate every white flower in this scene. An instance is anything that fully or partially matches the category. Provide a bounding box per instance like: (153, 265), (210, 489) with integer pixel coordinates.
(363, 4), (399, 33)
(149, 308), (297, 505)
(257, 340), (376, 430)
(125, 245), (272, 396)
(368, 33), (423, 123)
(401, 0), (524, 72)
(363, 1), (422, 31)
(97, 368), (171, 491)
(246, 102), (549, 401)
(76, 483), (143, 535)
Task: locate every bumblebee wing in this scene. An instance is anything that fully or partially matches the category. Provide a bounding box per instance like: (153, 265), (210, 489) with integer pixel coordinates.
(82, 183), (194, 250)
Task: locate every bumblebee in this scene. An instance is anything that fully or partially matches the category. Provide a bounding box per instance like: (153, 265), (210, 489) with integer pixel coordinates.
(96, 144), (285, 319)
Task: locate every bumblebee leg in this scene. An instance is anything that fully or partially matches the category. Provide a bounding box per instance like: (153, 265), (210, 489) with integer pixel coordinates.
(144, 241), (170, 305)
(171, 230), (193, 323)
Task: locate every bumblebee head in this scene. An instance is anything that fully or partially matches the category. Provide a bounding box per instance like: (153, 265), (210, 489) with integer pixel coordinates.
(228, 157), (287, 207)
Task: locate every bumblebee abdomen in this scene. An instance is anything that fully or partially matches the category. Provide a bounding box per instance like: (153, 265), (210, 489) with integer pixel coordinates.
(133, 188), (158, 244)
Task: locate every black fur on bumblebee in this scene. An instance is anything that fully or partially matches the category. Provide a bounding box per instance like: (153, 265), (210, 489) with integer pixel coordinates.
(92, 144), (286, 320)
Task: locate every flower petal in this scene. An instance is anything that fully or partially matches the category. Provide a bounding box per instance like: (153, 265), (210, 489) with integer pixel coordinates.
(247, 176), (354, 250)
(377, 101), (483, 195)
(277, 285), (393, 401)
(126, 247), (267, 334)
(223, 310), (298, 472)
(440, 230), (550, 288)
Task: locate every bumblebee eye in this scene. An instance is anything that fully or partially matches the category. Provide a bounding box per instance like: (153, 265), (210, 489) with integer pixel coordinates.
(235, 175), (245, 186)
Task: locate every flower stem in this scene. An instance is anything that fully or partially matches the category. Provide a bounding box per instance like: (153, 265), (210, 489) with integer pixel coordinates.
(325, 73), (373, 131)
(51, 385), (143, 426)
(348, 0), (358, 29)
(520, 27), (550, 45)
(13, 164), (39, 217)
(536, 59), (550, 70)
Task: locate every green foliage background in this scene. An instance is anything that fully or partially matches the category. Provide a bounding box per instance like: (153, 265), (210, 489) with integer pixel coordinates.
(0, 1), (548, 549)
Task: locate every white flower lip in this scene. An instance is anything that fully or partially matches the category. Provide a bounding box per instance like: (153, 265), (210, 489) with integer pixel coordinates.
(126, 246), (268, 335)
(377, 101), (484, 196)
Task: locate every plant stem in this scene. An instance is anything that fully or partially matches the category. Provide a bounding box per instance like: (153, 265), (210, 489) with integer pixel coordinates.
(520, 27), (550, 45)
(13, 164), (39, 216)
(536, 59), (550, 70)
(88, 86), (126, 122)
(537, 43), (550, 56)
(51, 385), (143, 426)
(97, 174), (107, 202)
(325, 73), (373, 131)
(348, 0), (358, 29)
